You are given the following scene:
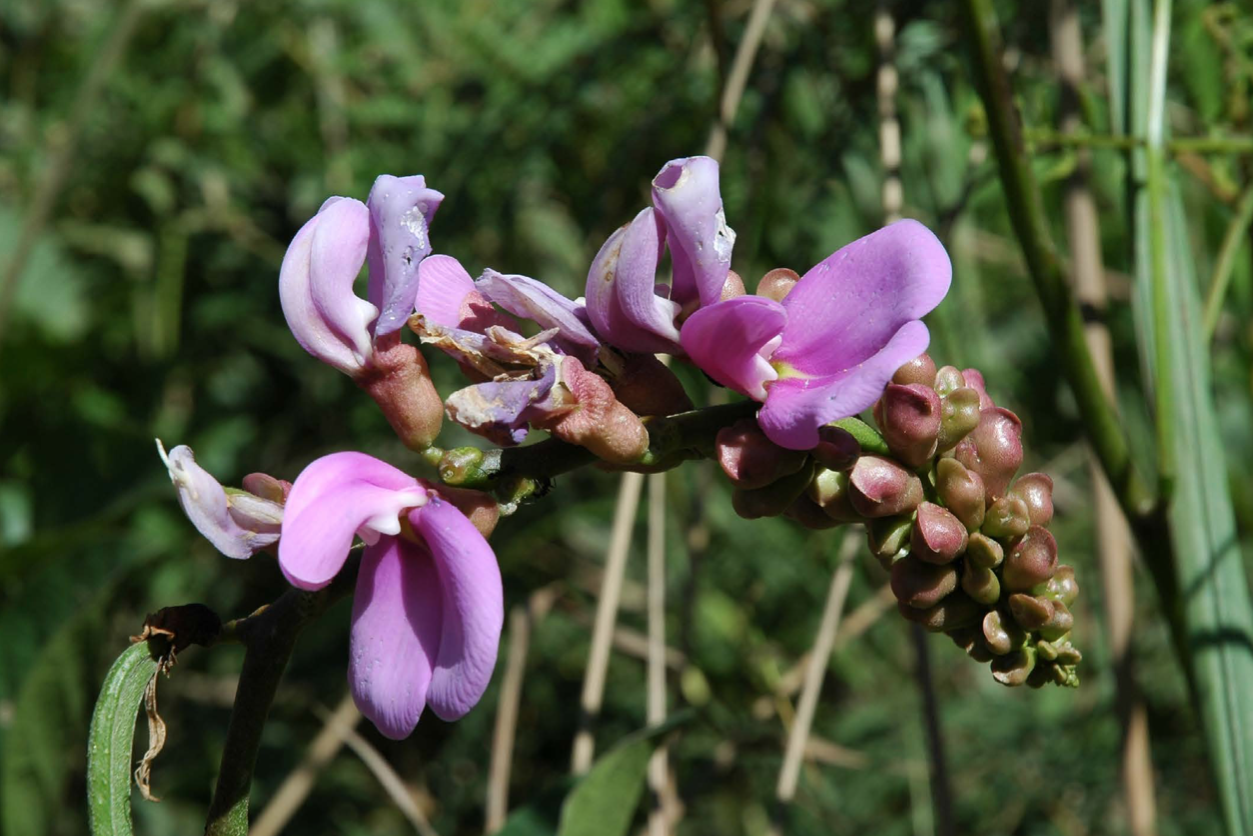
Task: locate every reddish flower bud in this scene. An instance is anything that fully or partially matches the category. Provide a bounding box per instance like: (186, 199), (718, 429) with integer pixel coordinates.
(1007, 593), (1054, 630)
(934, 458), (985, 531)
(982, 609), (1026, 656)
(356, 334), (444, 451)
(897, 593), (982, 633)
(731, 461), (815, 520)
(982, 495), (1031, 539)
(991, 647), (1036, 686)
(543, 356), (649, 464)
(757, 267), (800, 302)
(965, 532), (1004, 569)
(962, 563), (1001, 605)
(783, 494), (848, 530)
(954, 407), (1023, 501)
(936, 387), (981, 451)
(720, 269), (747, 300)
(807, 467), (862, 522)
(1009, 472), (1054, 528)
(892, 353), (938, 387)
(608, 354), (694, 417)
(436, 486), (501, 539)
(241, 473), (292, 504)
(911, 502), (968, 564)
(874, 383), (941, 467)
(1037, 600), (1074, 641)
(716, 419), (808, 489)
(891, 555), (958, 609)
(960, 368), (995, 409)
(1003, 525), (1058, 591)
(811, 425), (860, 471)
(848, 456), (924, 518)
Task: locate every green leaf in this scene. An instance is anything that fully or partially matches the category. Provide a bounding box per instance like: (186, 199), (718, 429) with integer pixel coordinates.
(86, 642), (159, 836)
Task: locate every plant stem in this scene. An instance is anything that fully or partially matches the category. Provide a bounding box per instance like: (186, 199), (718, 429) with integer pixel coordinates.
(1202, 184), (1253, 342)
(1025, 130), (1254, 155)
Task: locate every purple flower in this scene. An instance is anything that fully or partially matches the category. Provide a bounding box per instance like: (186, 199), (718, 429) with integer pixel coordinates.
(279, 452), (503, 739)
(366, 175), (444, 339)
(157, 440), (283, 559)
(584, 156), (735, 353)
(679, 220), (952, 450)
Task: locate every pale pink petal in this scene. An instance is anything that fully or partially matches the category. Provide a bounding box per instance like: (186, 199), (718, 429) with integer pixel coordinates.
(415, 255), (476, 327)
(411, 495), (504, 721)
(679, 295), (787, 400)
(584, 208), (681, 354)
(279, 452), (427, 590)
(775, 219), (950, 375)
(348, 538), (439, 739)
(651, 156), (735, 308)
(759, 320), (932, 449)
(476, 269), (600, 365)
(366, 174), (444, 337)
(157, 441), (278, 559)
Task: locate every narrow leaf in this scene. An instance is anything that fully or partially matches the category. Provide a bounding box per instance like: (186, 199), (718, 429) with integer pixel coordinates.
(86, 642), (159, 836)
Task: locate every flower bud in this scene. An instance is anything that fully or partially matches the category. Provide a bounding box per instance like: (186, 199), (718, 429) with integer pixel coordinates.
(897, 593), (982, 633)
(544, 356), (649, 464)
(867, 516), (913, 567)
(848, 456), (924, 518)
(892, 353), (937, 387)
(936, 387), (981, 451)
(757, 267), (800, 302)
(241, 473), (292, 504)
(716, 419), (808, 489)
(933, 365), (965, 395)
(874, 384), (941, 467)
(891, 555), (958, 609)
(949, 627), (994, 663)
(960, 368), (995, 409)
(608, 353), (694, 417)
(807, 467), (862, 522)
(954, 407), (1023, 501)
(732, 461), (816, 520)
(962, 563), (1001, 606)
(1002, 526), (1058, 591)
(811, 425), (860, 472)
(1009, 472), (1054, 527)
(981, 495), (1030, 539)
(1007, 593), (1054, 630)
(357, 333), (444, 451)
(783, 494), (848, 530)
(1054, 642), (1083, 666)
(721, 269), (747, 300)
(991, 646), (1036, 686)
(435, 486), (500, 538)
(1039, 564), (1078, 606)
(1037, 600), (1074, 641)
(911, 502), (968, 564)
(981, 609), (1026, 655)
(965, 532), (1004, 569)
(934, 458), (985, 531)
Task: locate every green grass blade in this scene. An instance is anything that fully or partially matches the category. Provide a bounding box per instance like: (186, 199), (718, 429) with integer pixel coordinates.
(86, 642), (159, 836)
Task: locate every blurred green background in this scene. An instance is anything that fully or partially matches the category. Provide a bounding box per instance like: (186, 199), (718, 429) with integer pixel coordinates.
(0, 0), (1249, 834)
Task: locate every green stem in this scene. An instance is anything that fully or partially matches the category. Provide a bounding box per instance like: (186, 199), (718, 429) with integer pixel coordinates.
(204, 556), (360, 835)
(1025, 130), (1254, 155)
(1202, 184), (1254, 341)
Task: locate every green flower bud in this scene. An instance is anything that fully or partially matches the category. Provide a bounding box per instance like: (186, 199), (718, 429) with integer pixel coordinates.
(1002, 526), (1058, 591)
(982, 495), (1031, 539)
(1009, 472), (1054, 528)
(954, 407), (1023, 501)
(933, 365), (965, 396)
(936, 387), (982, 452)
(991, 646), (1037, 686)
(867, 515), (914, 567)
(807, 467), (862, 522)
(891, 555), (959, 609)
(1007, 593), (1053, 630)
(966, 532), (1004, 569)
(911, 502), (969, 564)
(897, 593), (982, 633)
(1053, 641), (1083, 666)
(962, 563), (1001, 605)
(1037, 564), (1078, 606)
(732, 460), (816, 519)
(981, 609), (1027, 655)
(934, 458), (986, 531)
(1037, 600), (1074, 641)
(874, 383), (941, 467)
(848, 455), (924, 518)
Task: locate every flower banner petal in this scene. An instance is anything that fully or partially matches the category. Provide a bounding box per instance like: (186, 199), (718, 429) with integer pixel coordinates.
(679, 295), (787, 400)
(651, 156), (735, 308)
(366, 174), (444, 338)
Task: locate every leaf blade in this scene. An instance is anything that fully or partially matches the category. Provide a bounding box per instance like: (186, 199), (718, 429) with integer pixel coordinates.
(86, 642), (158, 836)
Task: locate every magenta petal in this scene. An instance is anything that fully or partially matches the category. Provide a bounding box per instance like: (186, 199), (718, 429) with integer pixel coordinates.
(349, 538), (438, 739)
(366, 174), (445, 338)
(775, 219), (950, 375)
(279, 198), (378, 375)
(584, 208), (681, 354)
(679, 295), (787, 400)
(415, 255), (476, 327)
(476, 270), (600, 365)
(651, 156), (735, 308)
(759, 320), (932, 449)
(279, 452), (427, 590)
(412, 495), (504, 720)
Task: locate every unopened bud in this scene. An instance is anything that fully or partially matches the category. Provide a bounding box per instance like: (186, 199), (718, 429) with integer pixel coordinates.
(1037, 600), (1074, 641)
(783, 494), (848, 530)
(867, 516), (913, 567)
(357, 335), (444, 451)
(982, 609), (1026, 655)
(716, 419), (808, 489)
(1003, 526), (1058, 591)
(241, 473), (292, 504)
(911, 502), (968, 564)
(721, 269), (746, 300)
(982, 495), (1031, 539)
(965, 532), (1004, 569)
(609, 354), (694, 417)
(897, 593), (982, 633)
(962, 563), (1001, 606)
(1007, 593), (1054, 630)
(874, 384), (941, 467)
(991, 646), (1036, 686)
(934, 458), (986, 531)
(439, 446), (489, 486)
(436, 486), (500, 538)
(807, 467), (862, 522)
(936, 387), (981, 451)
(732, 461), (816, 520)
(892, 353), (938, 387)
(949, 627), (994, 663)
(757, 267), (800, 302)
(933, 365), (965, 395)
(961, 368), (995, 409)
(546, 356), (649, 464)
(891, 555), (958, 609)
(1054, 642), (1083, 666)
(848, 456), (924, 518)
(954, 407), (1023, 501)
(1009, 472), (1054, 527)
(1038, 564), (1078, 606)
(811, 425), (860, 471)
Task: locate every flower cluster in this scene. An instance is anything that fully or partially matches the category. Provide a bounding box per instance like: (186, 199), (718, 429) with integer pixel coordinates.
(157, 156), (1076, 740)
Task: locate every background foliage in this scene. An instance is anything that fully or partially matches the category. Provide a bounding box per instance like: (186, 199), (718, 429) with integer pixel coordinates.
(0, 0), (1249, 834)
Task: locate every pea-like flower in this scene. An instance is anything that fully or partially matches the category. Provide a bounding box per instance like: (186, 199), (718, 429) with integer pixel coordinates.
(679, 220), (951, 450)
(278, 452), (503, 739)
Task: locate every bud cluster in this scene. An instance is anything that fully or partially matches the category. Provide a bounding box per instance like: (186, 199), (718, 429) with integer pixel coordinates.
(716, 354), (1082, 688)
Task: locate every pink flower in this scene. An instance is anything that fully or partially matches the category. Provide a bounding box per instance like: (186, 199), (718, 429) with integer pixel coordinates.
(279, 452), (503, 739)
(680, 220), (952, 450)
